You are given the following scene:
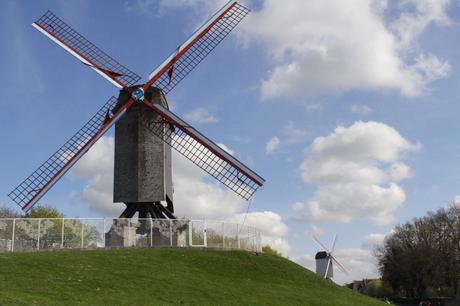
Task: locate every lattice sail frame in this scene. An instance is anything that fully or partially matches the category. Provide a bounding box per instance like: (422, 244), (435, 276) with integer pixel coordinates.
(33, 11), (141, 88)
(146, 2), (250, 94)
(9, 1), (262, 212)
(141, 103), (264, 200)
(8, 97), (120, 211)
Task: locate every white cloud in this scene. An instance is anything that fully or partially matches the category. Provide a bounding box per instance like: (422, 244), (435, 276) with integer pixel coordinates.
(241, 0), (451, 99)
(351, 104), (373, 115)
(361, 233), (386, 250)
(262, 237), (291, 256)
(332, 247), (379, 284)
(293, 254), (316, 273)
(391, 0), (450, 51)
(264, 121), (308, 154)
(293, 121), (419, 225)
(228, 211), (288, 237)
(172, 151), (246, 220)
(388, 162), (413, 181)
(217, 143), (234, 156)
(69, 136), (124, 216)
(227, 211), (290, 255)
(450, 196), (460, 209)
(283, 121), (308, 144)
(265, 136), (280, 154)
(184, 108), (218, 125)
(307, 224), (324, 238)
(71, 137), (114, 179)
(81, 173), (124, 216)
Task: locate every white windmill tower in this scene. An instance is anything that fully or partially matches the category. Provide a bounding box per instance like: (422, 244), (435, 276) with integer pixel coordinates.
(312, 234), (348, 280)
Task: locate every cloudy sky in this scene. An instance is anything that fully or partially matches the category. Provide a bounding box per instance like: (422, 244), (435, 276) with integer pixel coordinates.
(1, 0), (460, 284)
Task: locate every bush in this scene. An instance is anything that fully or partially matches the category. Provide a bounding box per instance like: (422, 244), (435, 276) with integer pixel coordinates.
(262, 245), (281, 256)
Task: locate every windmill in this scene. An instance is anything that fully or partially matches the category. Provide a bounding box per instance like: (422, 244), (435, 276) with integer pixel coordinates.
(8, 1), (265, 220)
(312, 234), (348, 280)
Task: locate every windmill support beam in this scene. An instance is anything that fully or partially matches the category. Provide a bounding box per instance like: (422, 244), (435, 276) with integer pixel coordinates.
(119, 202), (175, 220)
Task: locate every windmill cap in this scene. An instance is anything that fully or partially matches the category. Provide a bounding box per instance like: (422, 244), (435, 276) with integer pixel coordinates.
(315, 251), (328, 259)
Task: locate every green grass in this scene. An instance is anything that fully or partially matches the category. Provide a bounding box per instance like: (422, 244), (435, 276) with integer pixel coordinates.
(0, 248), (385, 306)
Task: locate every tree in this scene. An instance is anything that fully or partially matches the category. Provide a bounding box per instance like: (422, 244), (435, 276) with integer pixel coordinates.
(376, 203), (460, 300)
(24, 206), (63, 218)
(365, 280), (393, 298)
(0, 205), (21, 218)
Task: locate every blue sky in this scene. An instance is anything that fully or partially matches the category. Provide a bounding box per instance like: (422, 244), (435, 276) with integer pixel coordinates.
(1, 0), (460, 284)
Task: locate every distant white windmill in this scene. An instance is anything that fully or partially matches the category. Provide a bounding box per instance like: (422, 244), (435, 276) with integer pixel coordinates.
(312, 234), (348, 280)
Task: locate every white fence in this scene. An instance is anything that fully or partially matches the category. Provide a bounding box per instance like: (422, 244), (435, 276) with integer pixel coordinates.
(0, 218), (262, 253)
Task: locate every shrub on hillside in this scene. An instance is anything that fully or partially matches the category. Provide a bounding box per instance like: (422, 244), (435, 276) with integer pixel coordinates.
(262, 245), (281, 256)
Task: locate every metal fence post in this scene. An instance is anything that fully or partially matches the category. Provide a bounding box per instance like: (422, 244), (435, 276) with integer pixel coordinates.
(128, 219), (131, 247)
(103, 218), (106, 248)
(61, 218), (65, 248)
(150, 219), (153, 247)
(252, 228), (255, 251)
(237, 224), (240, 249)
(204, 220), (207, 248)
(254, 226), (257, 252)
(188, 221), (192, 247)
(258, 231), (262, 252)
(37, 219), (41, 251)
(81, 220), (84, 249)
(11, 218), (16, 252)
(222, 222), (225, 249)
(248, 226), (250, 251)
(169, 219), (173, 247)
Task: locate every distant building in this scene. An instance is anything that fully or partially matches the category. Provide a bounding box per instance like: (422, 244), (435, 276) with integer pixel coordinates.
(345, 279), (379, 294)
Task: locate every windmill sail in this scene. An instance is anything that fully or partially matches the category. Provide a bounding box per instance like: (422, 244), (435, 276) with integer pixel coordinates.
(142, 102), (264, 200)
(33, 11), (141, 88)
(144, 1), (250, 94)
(8, 97), (131, 212)
(331, 256), (348, 274)
(9, 1), (259, 212)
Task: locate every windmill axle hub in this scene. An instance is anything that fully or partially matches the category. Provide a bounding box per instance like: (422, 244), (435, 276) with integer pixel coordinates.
(132, 87), (145, 102)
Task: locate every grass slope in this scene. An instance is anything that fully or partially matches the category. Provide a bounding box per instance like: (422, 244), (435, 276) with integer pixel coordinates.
(0, 248), (385, 306)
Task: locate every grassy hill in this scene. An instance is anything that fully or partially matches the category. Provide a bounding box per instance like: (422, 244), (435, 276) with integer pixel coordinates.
(0, 248), (385, 306)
